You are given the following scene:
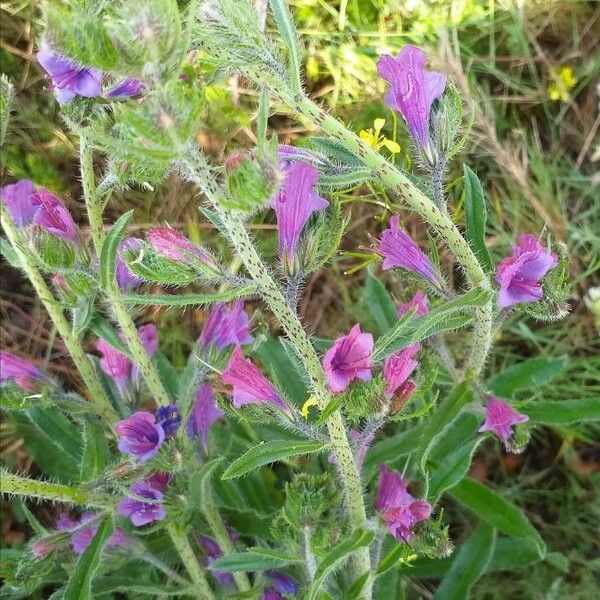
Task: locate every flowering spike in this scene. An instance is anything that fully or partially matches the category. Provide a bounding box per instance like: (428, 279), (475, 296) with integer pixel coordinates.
(114, 411), (165, 461)
(31, 189), (78, 242)
(322, 324), (373, 393)
(117, 481), (166, 526)
(479, 396), (529, 448)
(0, 180), (37, 226)
(186, 384), (224, 448)
(200, 301), (253, 351)
(496, 234), (558, 308)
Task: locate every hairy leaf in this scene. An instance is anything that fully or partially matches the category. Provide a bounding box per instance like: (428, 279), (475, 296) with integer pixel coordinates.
(463, 165), (493, 273)
(100, 211), (133, 291)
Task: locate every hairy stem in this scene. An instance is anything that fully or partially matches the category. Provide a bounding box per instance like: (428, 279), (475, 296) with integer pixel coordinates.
(80, 134), (105, 252)
(302, 525), (317, 581)
(0, 207), (118, 423)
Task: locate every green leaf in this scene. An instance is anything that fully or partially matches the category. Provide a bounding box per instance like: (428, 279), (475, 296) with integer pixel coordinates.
(0, 236), (20, 268)
(363, 271), (397, 334)
(463, 165), (493, 273)
(222, 440), (327, 480)
(256, 88), (269, 160)
(64, 514), (115, 600)
(314, 395), (344, 427)
(0, 74), (14, 147)
(88, 314), (132, 357)
(269, 0), (303, 93)
(152, 351), (181, 399)
(119, 287), (257, 306)
(449, 478), (545, 557)
(522, 398), (600, 423)
(487, 356), (568, 397)
(433, 522), (496, 600)
(188, 458), (223, 509)
(373, 288), (491, 362)
(307, 529), (374, 600)
(209, 549), (297, 572)
(100, 210), (133, 290)
(79, 419), (109, 482)
(363, 425), (424, 479)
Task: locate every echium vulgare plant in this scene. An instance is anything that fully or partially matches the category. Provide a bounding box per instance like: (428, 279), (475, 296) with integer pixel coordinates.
(0, 1), (577, 599)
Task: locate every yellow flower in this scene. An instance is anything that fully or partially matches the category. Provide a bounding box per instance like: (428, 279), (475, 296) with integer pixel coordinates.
(548, 66), (577, 102)
(359, 118), (401, 154)
(300, 396), (319, 419)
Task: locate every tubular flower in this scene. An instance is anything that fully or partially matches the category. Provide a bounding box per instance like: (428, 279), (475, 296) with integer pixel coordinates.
(200, 300), (253, 352)
(156, 404), (181, 438)
(383, 345), (419, 397)
(117, 481), (166, 526)
(95, 339), (131, 393)
(397, 290), (429, 318)
(376, 45), (446, 152)
(479, 396), (529, 448)
(322, 324), (373, 393)
(496, 234), (558, 309)
(114, 411), (165, 461)
(106, 78), (145, 98)
(198, 536), (234, 587)
(30, 189), (78, 242)
(0, 351), (45, 390)
(267, 571), (299, 595)
(57, 512), (128, 554)
(186, 384), (224, 449)
(147, 226), (216, 268)
(222, 346), (289, 412)
(0, 180), (37, 226)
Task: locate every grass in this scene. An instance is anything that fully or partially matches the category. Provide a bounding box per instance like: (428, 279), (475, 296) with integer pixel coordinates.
(1, 0), (599, 597)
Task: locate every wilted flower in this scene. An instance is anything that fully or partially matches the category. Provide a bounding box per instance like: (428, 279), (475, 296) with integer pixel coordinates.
(322, 324), (373, 393)
(496, 234), (558, 309)
(106, 78), (145, 98)
(377, 46), (446, 152)
(156, 404), (181, 438)
(200, 301), (253, 351)
(198, 536), (234, 587)
(37, 45), (102, 104)
(114, 411), (165, 461)
(31, 189), (78, 242)
(379, 216), (437, 284)
(273, 161), (328, 269)
(186, 384), (224, 449)
(383, 345), (419, 397)
(116, 238), (144, 291)
(0, 180), (37, 226)
(147, 226), (216, 268)
(397, 290), (429, 317)
(222, 346), (288, 412)
(0, 351), (45, 390)
(117, 481), (166, 526)
(479, 396), (529, 448)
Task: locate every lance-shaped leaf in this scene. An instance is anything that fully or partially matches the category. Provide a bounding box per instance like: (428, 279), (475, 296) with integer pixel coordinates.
(463, 165), (493, 273)
(270, 0), (303, 93)
(119, 287), (257, 307)
(363, 271), (397, 334)
(100, 211), (133, 290)
(522, 398), (600, 423)
(209, 548), (299, 572)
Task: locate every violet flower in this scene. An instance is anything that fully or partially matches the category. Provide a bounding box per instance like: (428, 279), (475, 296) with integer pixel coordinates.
(106, 78), (145, 98)
(186, 384), (224, 449)
(267, 571), (298, 595)
(222, 346), (288, 412)
(478, 396), (529, 448)
(376, 465), (413, 511)
(57, 512), (128, 554)
(376, 45), (446, 151)
(383, 345), (419, 397)
(322, 324), (374, 393)
(397, 290), (429, 317)
(144, 471), (172, 492)
(147, 226), (215, 267)
(379, 216), (437, 283)
(272, 161), (328, 268)
(30, 188), (78, 242)
(0, 180), (37, 226)
(0, 350), (44, 390)
(116, 238), (144, 291)
(496, 234), (558, 309)
(198, 535), (234, 587)
(263, 591), (284, 600)
(278, 145), (317, 170)
(114, 411), (165, 461)
(37, 45), (102, 104)
(200, 300), (253, 352)
(117, 481), (166, 526)
(156, 404), (181, 438)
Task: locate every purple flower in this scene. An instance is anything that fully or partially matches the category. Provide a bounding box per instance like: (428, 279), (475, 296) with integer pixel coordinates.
(222, 346), (288, 412)
(200, 301), (253, 351)
(267, 571), (298, 595)
(138, 323), (159, 357)
(186, 384), (224, 449)
(272, 161), (328, 267)
(37, 45), (102, 104)
(379, 216), (437, 283)
(322, 324), (373, 393)
(397, 291), (429, 317)
(106, 78), (145, 98)
(496, 234), (558, 309)
(0, 180), (37, 226)
(383, 345), (419, 397)
(147, 226), (215, 267)
(278, 145), (317, 170)
(144, 471), (172, 492)
(117, 481), (166, 526)
(478, 396), (529, 447)
(156, 404), (181, 438)
(57, 512), (128, 554)
(0, 350), (44, 390)
(96, 339), (131, 393)
(116, 238), (144, 291)
(114, 411), (165, 461)
(377, 46), (446, 151)
(376, 465), (413, 511)
(198, 536), (234, 587)
(263, 591), (284, 600)
(31, 188), (78, 242)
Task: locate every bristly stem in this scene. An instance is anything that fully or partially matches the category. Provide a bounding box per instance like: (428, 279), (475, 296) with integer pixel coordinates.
(0, 206), (119, 423)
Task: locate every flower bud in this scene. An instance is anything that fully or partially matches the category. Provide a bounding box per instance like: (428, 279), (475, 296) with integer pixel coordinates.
(224, 152), (278, 212)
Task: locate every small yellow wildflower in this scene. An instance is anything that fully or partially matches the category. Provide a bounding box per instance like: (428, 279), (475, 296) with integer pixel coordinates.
(359, 118), (401, 154)
(300, 396), (319, 419)
(547, 66), (577, 102)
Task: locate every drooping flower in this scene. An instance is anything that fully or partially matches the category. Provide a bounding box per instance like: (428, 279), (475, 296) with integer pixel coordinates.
(222, 346), (288, 412)
(478, 396), (529, 447)
(95, 339), (131, 393)
(397, 290), (429, 318)
(116, 238), (144, 291)
(0, 351), (44, 390)
(383, 345), (419, 397)
(106, 78), (145, 98)
(267, 571), (298, 595)
(114, 411), (165, 461)
(147, 226), (215, 267)
(186, 384), (224, 449)
(496, 234), (558, 309)
(30, 189), (78, 242)
(117, 481), (166, 526)
(379, 216), (437, 284)
(200, 301), (253, 352)
(0, 180), (37, 226)
(198, 535), (234, 587)
(272, 161), (328, 267)
(322, 324), (373, 393)
(156, 404), (181, 438)
(376, 46), (446, 151)
(37, 45), (102, 104)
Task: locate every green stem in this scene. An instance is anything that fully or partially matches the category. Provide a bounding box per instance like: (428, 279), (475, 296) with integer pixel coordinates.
(166, 524), (215, 600)
(80, 134), (105, 252)
(0, 207), (118, 423)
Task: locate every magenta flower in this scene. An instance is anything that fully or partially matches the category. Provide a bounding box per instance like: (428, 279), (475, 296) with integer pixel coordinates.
(222, 346), (288, 412)
(376, 465), (413, 511)
(144, 471), (172, 492)
(397, 290), (429, 317)
(147, 226), (215, 267)
(383, 345), (419, 397)
(200, 301), (253, 352)
(496, 234), (557, 309)
(377, 46), (446, 151)
(57, 512), (128, 554)
(37, 45), (102, 104)
(95, 339), (131, 393)
(199, 536), (234, 587)
(186, 384), (224, 448)
(106, 78), (145, 98)
(0, 180), (37, 226)
(117, 481), (166, 526)
(278, 145), (318, 170)
(138, 323), (159, 357)
(114, 411), (165, 461)
(156, 404), (181, 438)
(0, 351), (44, 390)
(272, 161), (328, 267)
(322, 324), (373, 393)
(116, 238), (144, 291)
(31, 189), (78, 242)
(31, 539), (54, 559)
(379, 216), (437, 283)
(479, 396), (529, 447)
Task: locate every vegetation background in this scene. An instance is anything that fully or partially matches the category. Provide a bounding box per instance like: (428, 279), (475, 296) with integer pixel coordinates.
(1, 0), (599, 597)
